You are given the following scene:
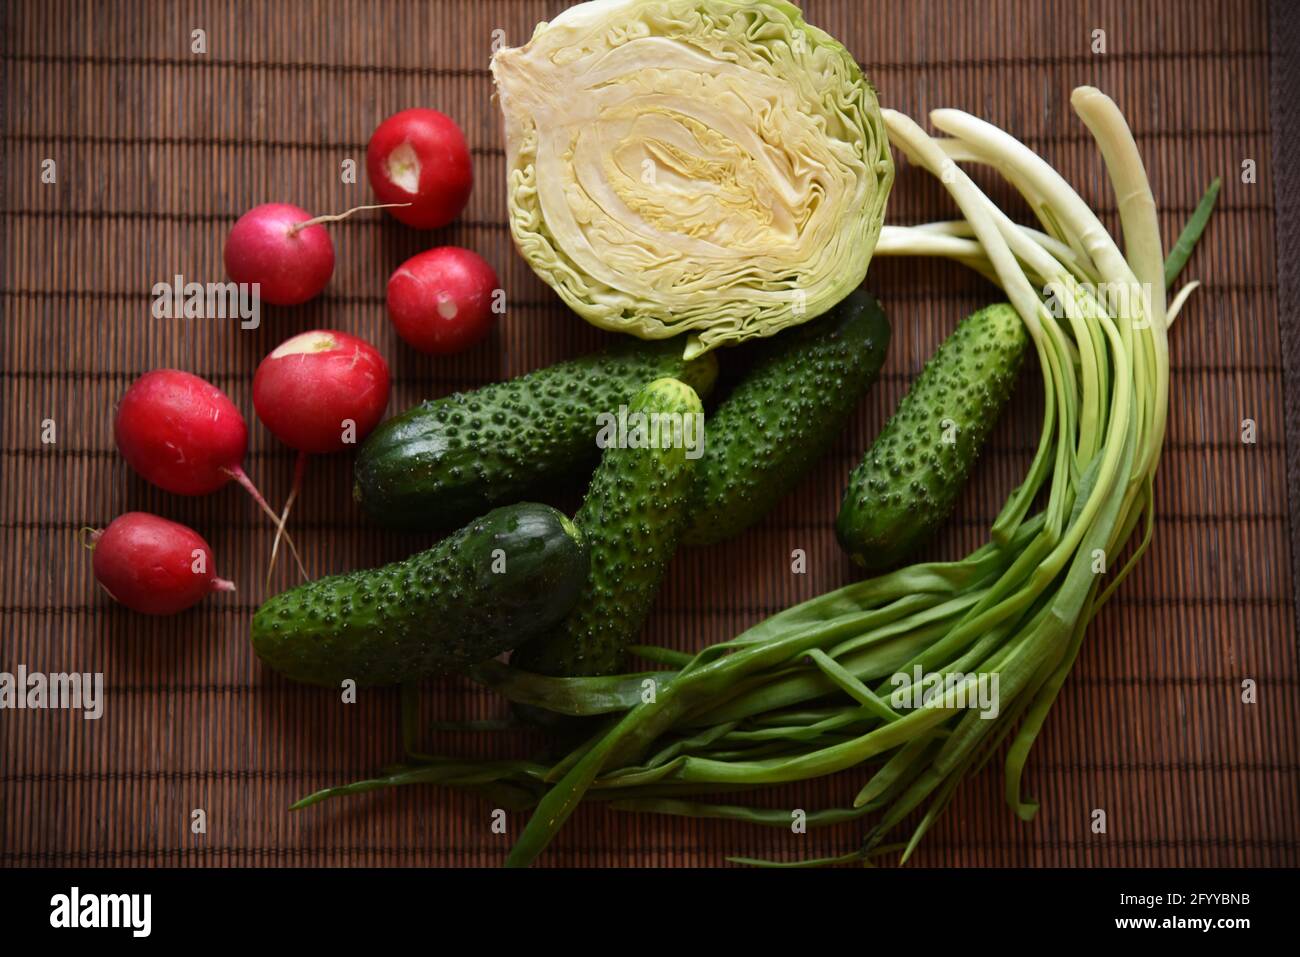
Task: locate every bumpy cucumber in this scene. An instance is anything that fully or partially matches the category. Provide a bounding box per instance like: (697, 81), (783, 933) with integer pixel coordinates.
(836, 303), (1029, 570)
(683, 289), (891, 546)
(512, 378), (703, 678)
(251, 503), (588, 687)
(354, 339), (717, 529)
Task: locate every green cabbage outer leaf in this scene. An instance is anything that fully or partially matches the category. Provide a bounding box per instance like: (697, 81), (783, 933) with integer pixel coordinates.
(492, 0), (894, 355)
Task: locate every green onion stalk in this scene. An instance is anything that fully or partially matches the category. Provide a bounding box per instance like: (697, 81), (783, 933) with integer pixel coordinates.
(293, 88), (1217, 868)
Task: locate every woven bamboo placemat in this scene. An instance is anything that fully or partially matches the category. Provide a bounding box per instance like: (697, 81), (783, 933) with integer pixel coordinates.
(2, 0), (1296, 867)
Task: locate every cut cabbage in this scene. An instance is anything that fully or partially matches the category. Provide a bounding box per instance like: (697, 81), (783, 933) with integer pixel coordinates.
(492, 0), (894, 355)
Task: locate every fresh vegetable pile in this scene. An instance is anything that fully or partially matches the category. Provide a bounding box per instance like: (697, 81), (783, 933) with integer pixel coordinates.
(293, 91), (1217, 867)
(81, 0), (1219, 868)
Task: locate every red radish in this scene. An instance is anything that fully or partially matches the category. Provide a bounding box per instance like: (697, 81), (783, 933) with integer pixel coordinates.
(84, 512), (234, 615)
(253, 330), (390, 455)
(367, 109), (473, 229)
(253, 330), (391, 578)
(386, 246), (500, 355)
(113, 369), (307, 578)
(224, 201), (410, 306)
(224, 203), (333, 306)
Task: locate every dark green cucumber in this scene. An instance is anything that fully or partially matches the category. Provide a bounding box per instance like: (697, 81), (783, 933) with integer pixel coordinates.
(836, 303), (1029, 570)
(683, 289), (891, 546)
(251, 503), (588, 687)
(354, 339), (718, 529)
(513, 377), (703, 678)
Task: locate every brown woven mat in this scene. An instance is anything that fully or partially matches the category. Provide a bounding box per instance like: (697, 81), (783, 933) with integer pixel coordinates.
(2, 0), (1296, 867)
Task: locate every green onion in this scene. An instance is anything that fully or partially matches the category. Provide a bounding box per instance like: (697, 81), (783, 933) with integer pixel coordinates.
(1164, 177), (1220, 289)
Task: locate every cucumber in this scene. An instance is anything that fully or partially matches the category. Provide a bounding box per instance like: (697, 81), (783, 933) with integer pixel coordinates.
(683, 289), (891, 546)
(354, 339), (718, 529)
(251, 503), (588, 687)
(836, 303), (1029, 570)
(512, 377), (703, 678)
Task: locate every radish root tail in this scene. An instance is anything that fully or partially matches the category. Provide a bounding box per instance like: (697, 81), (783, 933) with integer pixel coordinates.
(267, 452), (309, 590)
(288, 202), (414, 236)
(223, 465), (309, 581)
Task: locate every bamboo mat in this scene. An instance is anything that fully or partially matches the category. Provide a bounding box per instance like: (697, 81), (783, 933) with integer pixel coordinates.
(2, 0), (1296, 868)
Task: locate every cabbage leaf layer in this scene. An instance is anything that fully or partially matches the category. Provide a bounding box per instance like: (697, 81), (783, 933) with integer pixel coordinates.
(492, 0), (894, 354)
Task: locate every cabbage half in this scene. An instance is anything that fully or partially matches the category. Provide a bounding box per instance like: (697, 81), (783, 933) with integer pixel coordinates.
(492, 0), (894, 355)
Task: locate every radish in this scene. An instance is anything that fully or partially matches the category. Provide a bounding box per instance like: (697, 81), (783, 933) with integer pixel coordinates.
(252, 330), (390, 578)
(367, 108), (473, 229)
(84, 512), (234, 615)
(113, 369), (307, 578)
(223, 201), (410, 306)
(386, 246), (500, 355)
